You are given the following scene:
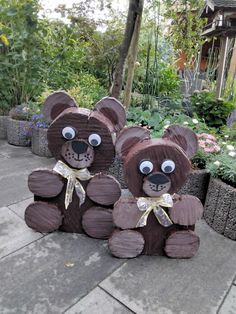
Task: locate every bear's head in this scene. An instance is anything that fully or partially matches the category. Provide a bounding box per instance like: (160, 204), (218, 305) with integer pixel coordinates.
(43, 91), (126, 171)
(116, 125), (198, 197)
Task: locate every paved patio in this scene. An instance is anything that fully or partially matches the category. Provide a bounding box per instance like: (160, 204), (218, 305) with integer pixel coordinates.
(0, 139), (236, 314)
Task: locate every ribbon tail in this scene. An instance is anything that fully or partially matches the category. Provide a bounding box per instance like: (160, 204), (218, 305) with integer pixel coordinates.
(75, 181), (86, 207)
(153, 206), (173, 227)
(65, 177), (75, 210)
(135, 207), (153, 228)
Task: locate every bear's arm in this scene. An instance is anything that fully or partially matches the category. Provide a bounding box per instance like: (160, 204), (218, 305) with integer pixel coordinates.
(169, 194), (203, 226)
(28, 169), (64, 198)
(112, 196), (144, 229)
(86, 173), (121, 206)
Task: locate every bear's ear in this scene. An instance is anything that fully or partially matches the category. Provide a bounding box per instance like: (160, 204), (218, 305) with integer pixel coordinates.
(116, 126), (150, 160)
(162, 124), (198, 158)
(43, 91), (77, 123)
(94, 97), (126, 133)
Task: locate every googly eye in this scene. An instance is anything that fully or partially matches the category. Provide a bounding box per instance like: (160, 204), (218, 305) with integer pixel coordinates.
(139, 160), (154, 175)
(62, 127), (76, 140)
(161, 160), (175, 173)
(88, 133), (102, 147)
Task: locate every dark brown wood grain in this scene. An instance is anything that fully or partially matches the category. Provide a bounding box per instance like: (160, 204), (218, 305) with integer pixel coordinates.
(108, 230), (145, 258)
(82, 207), (114, 239)
(163, 124), (199, 158)
(43, 91), (77, 123)
(25, 201), (63, 232)
(87, 174), (121, 205)
(169, 195), (203, 226)
(115, 126), (150, 159)
(124, 139), (191, 197)
(47, 108), (116, 171)
(28, 169), (64, 198)
(113, 196), (143, 229)
(164, 230), (200, 258)
(94, 97), (126, 132)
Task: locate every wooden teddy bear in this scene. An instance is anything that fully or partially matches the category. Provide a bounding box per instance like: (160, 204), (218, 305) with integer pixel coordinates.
(108, 125), (203, 258)
(25, 91), (126, 239)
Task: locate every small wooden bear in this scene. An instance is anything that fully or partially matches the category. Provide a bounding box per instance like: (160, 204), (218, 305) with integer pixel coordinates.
(25, 91), (126, 239)
(108, 125), (203, 258)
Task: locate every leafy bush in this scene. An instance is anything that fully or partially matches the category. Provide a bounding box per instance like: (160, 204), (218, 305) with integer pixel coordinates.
(190, 91), (236, 129)
(67, 73), (106, 109)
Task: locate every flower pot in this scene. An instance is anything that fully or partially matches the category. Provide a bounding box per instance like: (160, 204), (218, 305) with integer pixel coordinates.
(7, 118), (31, 146)
(204, 176), (236, 240)
(0, 116), (8, 139)
(107, 156), (127, 189)
(179, 169), (210, 205)
(31, 127), (52, 157)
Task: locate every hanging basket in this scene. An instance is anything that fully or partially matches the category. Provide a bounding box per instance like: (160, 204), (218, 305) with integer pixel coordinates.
(31, 127), (52, 157)
(7, 118), (31, 146)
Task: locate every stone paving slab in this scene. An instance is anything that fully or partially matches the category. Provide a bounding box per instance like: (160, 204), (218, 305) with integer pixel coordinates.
(218, 285), (236, 314)
(0, 232), (125, 314)
(8, 197), (34, 220)
(65, 287), (132, 314)
(100, 220), (236, 314)
(0, 206), (43, 259)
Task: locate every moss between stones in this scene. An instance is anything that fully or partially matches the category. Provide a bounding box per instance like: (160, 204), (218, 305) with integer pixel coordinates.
(204, 176), (236, 240)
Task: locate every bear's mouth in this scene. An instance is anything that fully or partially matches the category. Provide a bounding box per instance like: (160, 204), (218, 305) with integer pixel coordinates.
(150, 184), (167, 192)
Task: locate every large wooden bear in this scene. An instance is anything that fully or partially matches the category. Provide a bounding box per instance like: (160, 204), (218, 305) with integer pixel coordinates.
(25, 91), (125, 239)
(108, 125), (204, 258)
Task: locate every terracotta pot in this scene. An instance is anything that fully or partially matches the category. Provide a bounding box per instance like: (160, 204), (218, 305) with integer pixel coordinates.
(204, 176), (236, 240)
(179, 169), (210, 205)
(7, 118), (31, 146)
(0, 116), (8, 139)
(31, 128), (52, 157)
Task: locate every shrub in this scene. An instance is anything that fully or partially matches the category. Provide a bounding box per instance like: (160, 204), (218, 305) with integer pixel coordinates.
(190, 91), (236, 129)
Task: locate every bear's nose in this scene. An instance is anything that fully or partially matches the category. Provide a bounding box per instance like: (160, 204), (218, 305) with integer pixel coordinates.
(72, 141), (88, 155)
(148, 173), (170, 185)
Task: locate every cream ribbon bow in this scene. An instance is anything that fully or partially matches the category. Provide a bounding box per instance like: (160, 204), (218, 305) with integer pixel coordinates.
(53, 160), (93, 209)
(136, 193), (173, 228)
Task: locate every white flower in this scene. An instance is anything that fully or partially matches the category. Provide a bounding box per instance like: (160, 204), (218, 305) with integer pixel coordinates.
(224, 135), (229, 138)
(213, 161), (221, 167)
(192, 119), (198, 124)
(228, 151), (236, 157)
(226, 145), (234, 151)
(164, 125), (169, 129)
(165, 120), (170, 125)
(183, 121), (189, 125)
(135, 61), (141, 66)
(222, 142), (226, 145)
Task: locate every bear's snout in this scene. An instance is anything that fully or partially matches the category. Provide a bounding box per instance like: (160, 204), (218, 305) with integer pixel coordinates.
(72, 141), (89, 155)
(143, 172), (171, 197)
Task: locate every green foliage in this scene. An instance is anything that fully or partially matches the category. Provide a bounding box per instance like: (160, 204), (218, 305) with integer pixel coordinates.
(67, 73), (106, 109)
(0, 0), (45, 111)
(9, 101), (40, 121)
(190, 91), (236, 129)
(207, 151), (236, 187)
(191, 149), (211, 170)
(164, 0), (206, 64)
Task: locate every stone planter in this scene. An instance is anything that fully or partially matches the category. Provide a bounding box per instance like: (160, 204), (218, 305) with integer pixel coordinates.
(0, 116), (8, 139)
(179, 169), (210, 205)
(108, 156), (127, 188)
(31, 127), (52, 157)
(204, 177), (236, 240)
(7, 118), (31, 147)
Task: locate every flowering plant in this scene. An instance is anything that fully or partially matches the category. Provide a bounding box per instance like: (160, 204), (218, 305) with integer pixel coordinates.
(207, 146), (236, 187)
(197, 133), (220, 153)
(30, 113), (48, 129)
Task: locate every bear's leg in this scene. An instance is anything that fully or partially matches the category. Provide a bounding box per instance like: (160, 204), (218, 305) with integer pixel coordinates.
(25, 201), (63, 233)
(108, 229), (145, 258)
(164, 230), (200, 258)
(82, 207), (114, 239)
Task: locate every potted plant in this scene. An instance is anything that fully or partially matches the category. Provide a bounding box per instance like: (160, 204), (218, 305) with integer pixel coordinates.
(0, 103), (9, 139)
(204, 144), (236, 240)
(7, 104), (31, 146)
(30, 113), (52, 157)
